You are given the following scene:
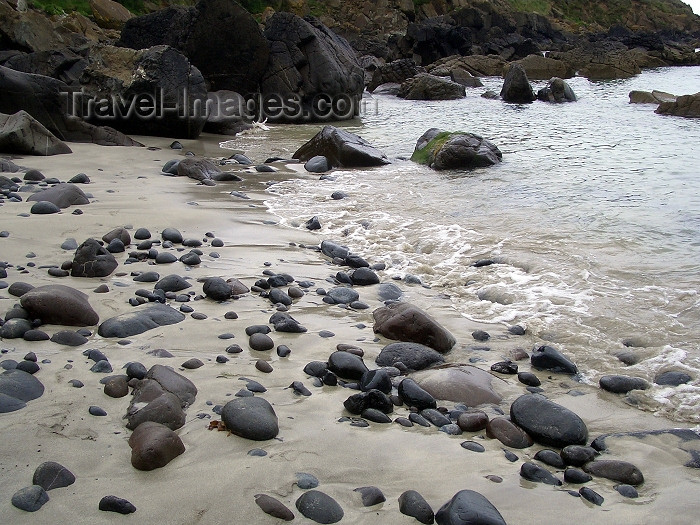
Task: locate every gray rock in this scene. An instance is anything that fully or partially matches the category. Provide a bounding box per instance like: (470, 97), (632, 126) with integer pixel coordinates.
(296, 490), (344, 524)
(27, 183), (88, 208)
(11, 485), (49, 512)
(399, 490), (434, 524)
(221, 396), (279, 441)
(654, 371), (692, 386)
(435, 489), (507, 525)
(327, 350), (368, 380)
(373, 302), (455, 353)
(155, 274), (191, 292)
(411, 128), (502, 170)
(0, 392), (26, 412)
(161, 228), (183, 243)
(0, 110), (71, 155)
(293, 126), (389, 168)
(537, 77), (577, 103)
(398, 378), (437, 410)
(305, 155), (331, 173)
(500, 63), (535, 103)
(0, 369), (44, 402)
(413, 366), (502, 406)
(0, 317), (32, 338)
(177, 157), (221, 181)
(98, 304), (186, 338)
(30, 200), (60, 214)
(126, 391), (185, 430)
(71, 238), (118, 278)
(202, 277), (232, 301)
(583, 460), (644, 486)
(600, 375), (650, 394)
(51, 330), (88, 346)
(354, 486), (386, 507)
(32, 461), (75, 490)
(398, 73), (466, 101)
(98, 495), (136, 514)
(486, 417), (533, 449)
(510, 394), (588, 448)
(520, 462), (562, 485)
(327, 287), (359, 305)
(20, 284), (99, 326)
(376, 342), (445, 371)
(145, 364), (197, 406)
(129, 421), (186, 470)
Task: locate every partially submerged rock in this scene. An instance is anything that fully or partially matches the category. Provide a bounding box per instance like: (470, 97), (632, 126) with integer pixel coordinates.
(398, 73), (466, 101)
(411, 128), (502, 170)
(656, 93), (700, 118)
(536, 78), (577, 103)
(293, 126), (389, 169)
(373, 302), (456, 353)
(500, 63), (535, 103)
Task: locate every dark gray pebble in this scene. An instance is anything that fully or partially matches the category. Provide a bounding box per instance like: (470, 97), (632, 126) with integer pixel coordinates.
(460, 441), (486, 452)
(11, 485), (49, 512)
(33, 461), (75, 490)
(99, 495), (136, 514)
(89, 406), (107, 416)
(398, 490), (434, 525)
(296, 490), (343, 524)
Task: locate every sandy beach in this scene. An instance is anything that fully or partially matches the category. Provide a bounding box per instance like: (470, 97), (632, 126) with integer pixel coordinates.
(1, 135), (699, 525)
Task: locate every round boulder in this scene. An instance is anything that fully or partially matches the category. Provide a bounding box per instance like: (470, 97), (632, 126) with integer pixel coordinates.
(510, 394), (587, 448)
(221, 396), (279, 441)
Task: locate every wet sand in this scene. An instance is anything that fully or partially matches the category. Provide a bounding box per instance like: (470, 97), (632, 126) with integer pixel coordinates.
(1, 135), (698, 524)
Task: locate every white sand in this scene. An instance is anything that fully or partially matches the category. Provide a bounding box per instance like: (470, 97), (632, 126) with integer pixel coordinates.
(1, 137), (698, 524)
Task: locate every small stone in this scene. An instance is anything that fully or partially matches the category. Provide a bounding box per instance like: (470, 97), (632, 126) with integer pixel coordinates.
(296, 490), (344, 524)
(579, 487), (604, 506)
(296, 472), (319, 489)
(354, 486), (386, 507)
(89, 405), (107, 416)
(33, 461), (75, 490)
(249, 332), (274, 351)
(256, 360), (273, 373)
(99, 495), (136, 514)
(182, 358), (204, 369)
(255, 494), (294, 521)
(398, 490), (434, 524)
(11, 485), (49, 512)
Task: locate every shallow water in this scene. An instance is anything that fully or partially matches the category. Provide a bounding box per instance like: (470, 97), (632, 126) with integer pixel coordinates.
(230, 67), (700, 423)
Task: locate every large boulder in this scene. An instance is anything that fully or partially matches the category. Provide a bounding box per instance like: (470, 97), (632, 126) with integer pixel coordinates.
(3, 48), (88, 87)
(536, 78), (577, 103)
(98, 304), (186, 338)
(0, 111), (72, 155)
(71, 238), (118, 278)
(78, 45), (207, 139)
(656, 93), (700, 118)
(373, 302), (456, 353)
(0, 369), (44, 411)
(510, 54), (574, 80)
(367, 59), (425, 92)
(89, 0), (134, 30)
(500, 63), (535, 103)
(398, 73), (466, 101)
(261, 12), (364, 122)
(411, 128), (502, 170)
(20, 284), (99, 326)
(0, 1), (82, 52)
(292, 126), (389, 168)
(0, 65), (141, 146)
(628, 90), (676, 104)
(118, 0), (269, 93)
(510, 394), (588, 448)
(412, 366), (502, 406)
(27, 183), (89, 208)
(435, 490), (507, 525)
(375, 342), (445, 371)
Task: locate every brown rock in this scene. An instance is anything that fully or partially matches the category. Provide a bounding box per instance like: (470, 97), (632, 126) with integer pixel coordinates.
(413, 365), (502, 405)
(104, 376), (129, 398)
(656, 92), (700, 118)
(373, 302), (455, 353)
(583, 460), (644, 486)
(254, 494), (294, 521)
(90, 0), (134, 30)
(486, 417), (533, 449)
(20, 284), (99, 326)
(509, 54), (574, 80)
(457, 411), (489, 432)
(129, 421), (185, 471)
(126, 391), (186, 431)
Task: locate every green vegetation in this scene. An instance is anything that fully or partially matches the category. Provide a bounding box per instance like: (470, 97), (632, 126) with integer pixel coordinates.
(507, 0), (551, 16)
(30, 0), (92, 16)
(410, 131), (466, 165)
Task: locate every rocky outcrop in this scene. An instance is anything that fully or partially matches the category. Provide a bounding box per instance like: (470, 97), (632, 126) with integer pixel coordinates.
(629, 90), (676, 104)
(89, 0), (134, 30)
(118, 0), (269, 93)
(292, 126), (389, 168)
(261, 12), (364, 122)
(656, 93), (700, 118)
(2, 48), (88, 85)
(367, 59), (425, 93)
(397, 73), (466, 100)
(0, 111), (72, 155)
(509, 54), (575, 80)
(78, 45), (207, 139)
(430, 55), (508, 78)
(411, 128), (502, 170)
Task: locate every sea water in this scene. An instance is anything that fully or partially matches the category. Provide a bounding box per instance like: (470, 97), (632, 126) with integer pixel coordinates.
(257, 66), (700, 423)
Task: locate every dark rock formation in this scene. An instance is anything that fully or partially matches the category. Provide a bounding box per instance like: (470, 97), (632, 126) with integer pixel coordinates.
(20, 284), (99, 326)
(500, 63), (535, 103)
(129, 421), (185, 471)
(411, 128), (502, 170)
(373, 302), (456, 353)
(656, 93), (700, 118)
(293, 126), (389, 168)
(510, 393), (588, 448)
(0, 110), (71, 155)
(71, 238), (118, 278)
(98, 304), (186, 338)
(397, 73), (466, 100)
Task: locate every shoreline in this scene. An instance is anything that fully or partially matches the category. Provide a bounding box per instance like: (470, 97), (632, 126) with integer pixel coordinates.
(1, 137), (699, 524)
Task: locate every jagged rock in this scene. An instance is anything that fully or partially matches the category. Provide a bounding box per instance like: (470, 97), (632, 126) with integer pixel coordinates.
(629, 90), (676, 104)
(20, 284), (98, 326)
(368, 59), (425, 92)
(656, 93), (700, 118)
(71, 238), (118, 278)
(293, 126), (389, 168)
(261, 12), (364, 122)
(411, 128), (502, 170)
(0, 111), (71, 155)
(118, 0), (269, 93)
(3, 48), (87, 85)
(500, 63), (535, 103)
(398, 73), (466, 101)
(510, 54), (575, 80)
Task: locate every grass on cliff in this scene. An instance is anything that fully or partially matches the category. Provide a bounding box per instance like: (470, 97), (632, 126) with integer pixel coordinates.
(28, 0), (192, 16)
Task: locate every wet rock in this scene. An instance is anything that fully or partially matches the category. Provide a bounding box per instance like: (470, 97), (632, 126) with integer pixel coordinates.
(579, 486), (604, 506)
(413, 366), (502, 406)
(615, 484), (639, 498)
(360, 369), (392, 394)
(434, 489), (507, 525)
(561, 445), (598, 467)
(656, 93), (700, 118)
(155, 274), (191, 292)
(249, 332), (274, 351)
(517, 371), (540, 387)
(350, 267), (380, 286)
(292, 128), (387, 168)
(295, 490), (344, 524)
(20, 284), (99, 326)
(221, 396), (279, 441)
(270, 311), (307, 333)
(11, 485), (49, 512)
(0, 369), (44, 405)
(129, 421), (186, 470)
(202, 277), (233, 301)
(398, 490), (434, 524)
(177, 157), (221, 181)
(99, 495), (136, 514)
(398, 378), (437, 410)
(460, 441), (485, 453)
(654, 371), (692, 386)
(326, 287), (359, 305)
(373, 302), (455, 352)
(354, 486), (386, 507)
(510, 394), (587, 448)
(537, 77), (577, 103)
(71, 238), (118, 277)
(98, 304), (185, 338)
(422, 408), (451, 427)
(530, 345), (578, 374)
(564, 468), (592, 484)
(327, 350), (368, 380)
(161, 228), (183, 243)
(520, 462), (562, 485)
(255, 494), (294, 521)
(583, 460), (644, 486)
(51, 330), (89, 346)
(490, 361), (517, 374)
(486, 417), (533, 449)
(411, 128), (501, 171)
(32, 461), (75, 491)
(305, 156), (330, 173)
(599, 375), (650, 393)
(534, 449), (566, 469)
(344, 389), (393, 415)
